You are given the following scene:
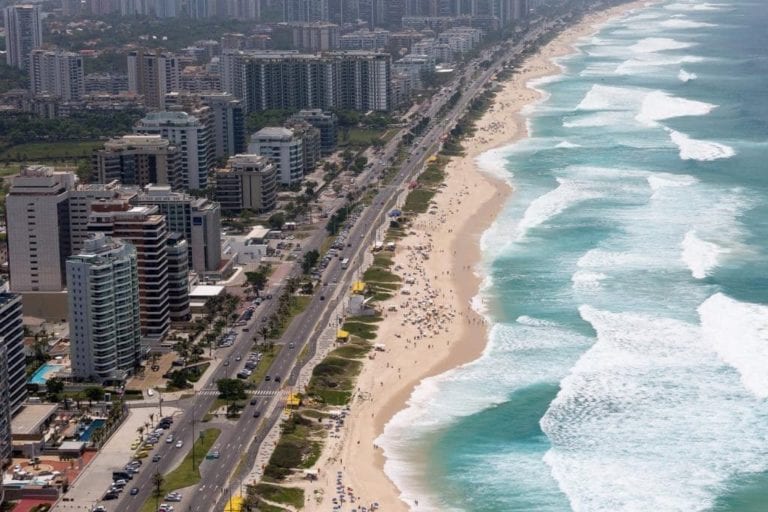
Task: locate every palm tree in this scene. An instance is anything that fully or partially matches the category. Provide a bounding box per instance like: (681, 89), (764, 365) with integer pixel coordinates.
(137, 426), (144, 440)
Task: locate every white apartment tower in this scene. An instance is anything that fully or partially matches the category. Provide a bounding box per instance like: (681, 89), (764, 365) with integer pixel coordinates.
(67, 234), (141, 382)
(248, 127), (304, 185)
(29, 49), (85, 101)
(3, 4), (42, 70)
(134, 111), (213, 190)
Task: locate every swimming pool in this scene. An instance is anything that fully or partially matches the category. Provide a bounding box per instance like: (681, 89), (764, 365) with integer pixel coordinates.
(28, 363), (64, 385)
(78, 419), (105, 441)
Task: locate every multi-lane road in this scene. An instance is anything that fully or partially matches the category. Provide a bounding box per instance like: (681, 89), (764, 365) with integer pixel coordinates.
(105, 19), (557, 512)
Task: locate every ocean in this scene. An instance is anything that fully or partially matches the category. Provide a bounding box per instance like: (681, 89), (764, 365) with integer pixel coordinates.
(377, 0), (768, 511)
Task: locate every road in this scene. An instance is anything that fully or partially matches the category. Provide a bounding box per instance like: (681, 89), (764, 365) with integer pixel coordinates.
(106, 19), (558, 512)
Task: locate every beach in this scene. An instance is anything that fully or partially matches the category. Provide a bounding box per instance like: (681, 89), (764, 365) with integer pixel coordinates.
(295, 2), (651, 510)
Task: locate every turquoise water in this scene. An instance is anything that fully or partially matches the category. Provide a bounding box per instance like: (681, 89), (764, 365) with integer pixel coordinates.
(29, 363), (64, 385)
(78, 418), (105, 441)
(378, 1), (768, 511)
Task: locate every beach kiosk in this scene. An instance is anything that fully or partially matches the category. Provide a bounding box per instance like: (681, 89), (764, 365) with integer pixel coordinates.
(336, 329), (350, 342)
(351, 281), (367, 294)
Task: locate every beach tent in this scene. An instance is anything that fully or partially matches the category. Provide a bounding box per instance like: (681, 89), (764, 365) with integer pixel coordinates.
(336, 329), (350, 341)
(351, 281), (366, 294)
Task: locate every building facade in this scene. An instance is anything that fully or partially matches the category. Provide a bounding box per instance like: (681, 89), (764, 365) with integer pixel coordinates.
(127, 50), (180, 109)
(93, 135), (183, 189)
(134, 111), (213, 190)
(134, 185), (222, 274)
(215, 154), (277, 214)
(201, 93), (246, 159)
(88, 202), (172, 339)
(67, 234), (141, 382)
(289, 109), (338, 155)
(248, 127), (304, 185)
(29, 49), (85, 101)
(3, 4), (42, 70)
(6, 166), (75, 293)
(0, 294), (27, 416)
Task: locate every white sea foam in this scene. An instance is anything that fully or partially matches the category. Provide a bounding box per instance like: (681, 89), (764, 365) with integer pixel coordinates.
(516, 179), (601, 240)
(516, 315), (560, 328)
(542, 306), (768, 512)
(630, 37), (694, 53)
(699, 293), (768, 399)
(577, 249), (657, 270)
(635, 90), (716, 126)
(660, 19), (715, 29)
(563, 112), (629, 128)
(665, 2), (726, 11)
(475, 147), (515, 184)
(571, 270), (608, 291)
(556, 140), (581, 149)
(646, 173), (698, 192)
(680, 230), (726, 279)
(668, 129), (736, 161)
(614, 54), (704, 75)
(678, 68), (698, 82)
(576, 84), (641, 111)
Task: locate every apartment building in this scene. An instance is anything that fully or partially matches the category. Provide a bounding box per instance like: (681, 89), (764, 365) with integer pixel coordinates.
(215, 154), (277, 214)
(29, 49), (85, 101)
(248, 127), (304, 186)
(88, 202), (173, 339)
(127, 50), (180, 109)
(93, 135), (183, 189)
(3, 4), (42, 70)
(67, 234), (141, 382)
(134, 111), (213, 190)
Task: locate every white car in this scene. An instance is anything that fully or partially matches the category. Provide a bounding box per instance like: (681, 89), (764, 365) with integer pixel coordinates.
(175, 440), (183, 448)
(165, 492), (182, 502)
(165, 434), (174, 443)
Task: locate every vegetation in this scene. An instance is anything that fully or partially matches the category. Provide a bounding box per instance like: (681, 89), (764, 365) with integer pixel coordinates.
(0, 112), (141, 148)
(252, 484), (305, 509)
(139, 428), (221, 512)
(263, 413), (326, 480)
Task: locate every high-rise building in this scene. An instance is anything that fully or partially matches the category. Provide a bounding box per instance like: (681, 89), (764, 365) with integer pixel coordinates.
(29, 49), (85, 101)
(88, 202), (172, 339)
(289, 109), (338, 155)
(134, 111), (213, 190)
(93, 135), (183, 189)
(165, 233), (191, 322)
(67, 234), (141, 382)
(215, 154), (277, 213)
(248, 127), (304, 185)
(6, 166), (76, 293)
(285, 120), (321, 173)
(287, 22), (340, 51)
(134, 185), (222, 274)
(283, 0), (328, 22)
(222, 50), (391, 113)
(127, 50), (180, 109)
(3, 4), (42, 71)
(0, 295), (26, 416)
(201, 93), (246, 159)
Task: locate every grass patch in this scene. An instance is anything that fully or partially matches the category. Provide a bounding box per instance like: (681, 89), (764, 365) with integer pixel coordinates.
(0, 140), (103, 162)
(403, 188), (436, 214)
(264, 413), (326, 480)
(362, 267), (401, 283)
(249, 345), (283, 384)
(306, 356), (362, 407)
(330, 343), (372, 359)
(341, 127), (381, 147)
(346, 315), (383, 324)
(253, 484), (305, 508)
(139, 429), (221, 512)
(417, 159), (447, 187)
(341, 321), (378, 340)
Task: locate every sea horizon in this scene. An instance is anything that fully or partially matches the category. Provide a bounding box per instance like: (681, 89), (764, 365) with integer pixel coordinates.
(378, 0), (768, 510)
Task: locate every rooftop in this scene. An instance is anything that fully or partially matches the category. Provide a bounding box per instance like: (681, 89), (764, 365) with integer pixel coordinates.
(11, 403), (59, 436)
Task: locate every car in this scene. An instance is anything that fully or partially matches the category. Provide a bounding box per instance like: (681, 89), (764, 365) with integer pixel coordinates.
(103, 492), (119, 500)
(235, 355), (242, 361)
(265, 375), (271, 381)
(165, 492), (182, 502)
(130, 487), (140, 496)
(166, 434), (174, 443)
(175, 440), (183, 448)
(223, 360), (230, 366)
(250, 397), (258, 405)
(253, 410), (261, 418)
(288, 342), (295, 349)
(93, 507), (107, 512)
(206, 450), (220, 460)
(152, 454), (161, 462)
(320, 295), (325, 301)
(274, 376), (281, 383)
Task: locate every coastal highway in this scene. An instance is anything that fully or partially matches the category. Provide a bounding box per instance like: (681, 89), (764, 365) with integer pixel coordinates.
(107, 19), (559, 512)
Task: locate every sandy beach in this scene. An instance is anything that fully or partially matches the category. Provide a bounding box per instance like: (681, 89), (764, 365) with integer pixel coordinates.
(293, 2), (651, 510)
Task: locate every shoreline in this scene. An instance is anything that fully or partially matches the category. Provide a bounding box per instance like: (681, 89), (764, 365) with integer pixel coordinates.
(298, 2), (650, 510)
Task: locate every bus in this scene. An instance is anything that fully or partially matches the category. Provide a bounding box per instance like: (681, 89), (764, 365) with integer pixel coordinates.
(341, 258), (350, 270)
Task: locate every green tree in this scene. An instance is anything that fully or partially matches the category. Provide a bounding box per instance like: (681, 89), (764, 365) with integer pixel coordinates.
(301, 250), (320, 274)
(168, 370), (189, 390)
(46, 377), (65, 400)
(83, 386), (105, 405)
(216, 378), (246, 401)
(268, 212), (286, 230)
